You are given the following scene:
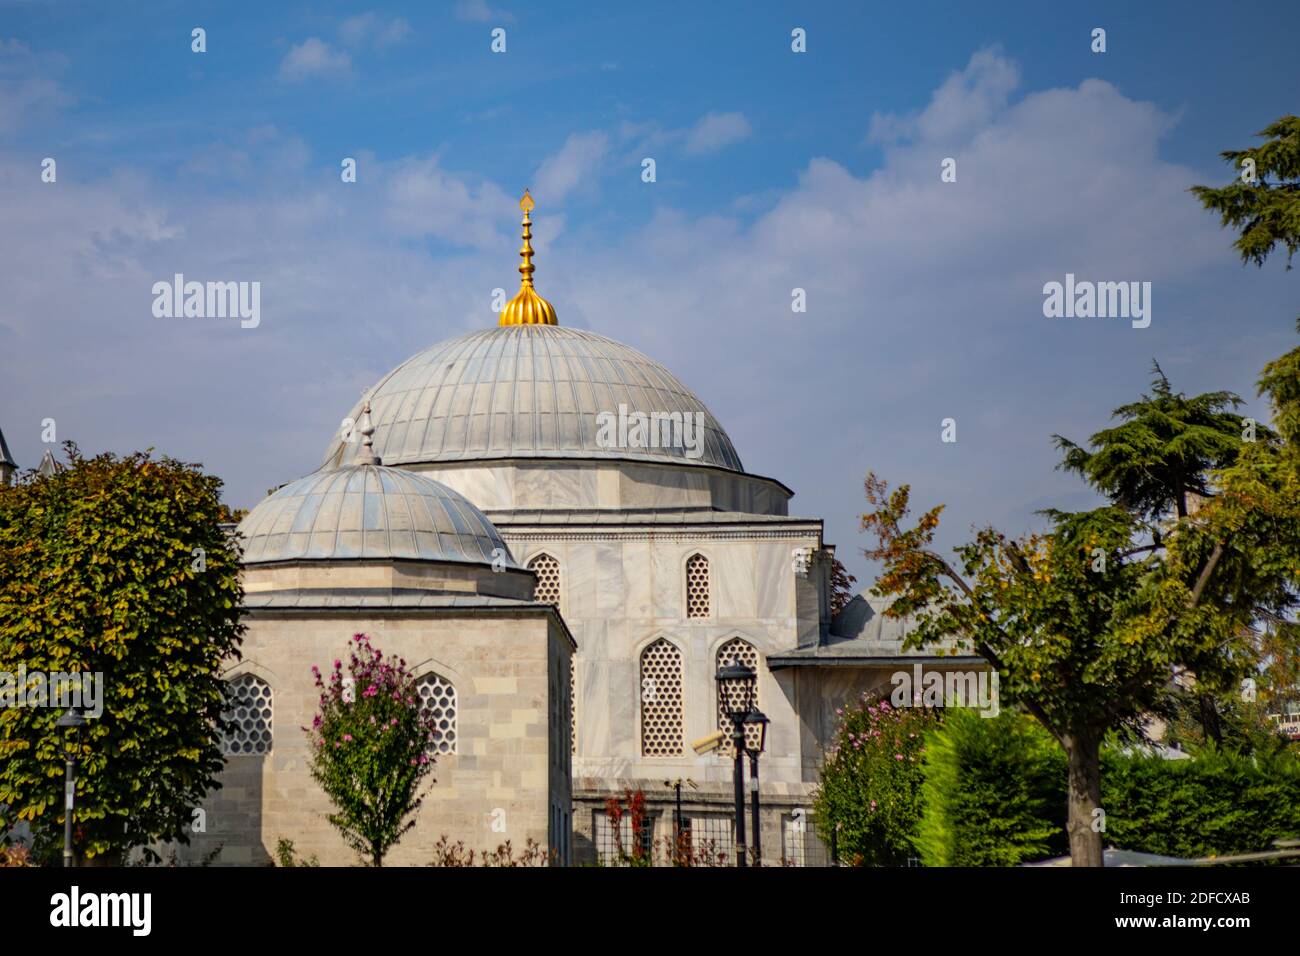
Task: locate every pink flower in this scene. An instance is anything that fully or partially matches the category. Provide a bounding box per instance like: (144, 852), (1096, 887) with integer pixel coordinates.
(343, 733), (353, 742)
(894, 754), (904, 760)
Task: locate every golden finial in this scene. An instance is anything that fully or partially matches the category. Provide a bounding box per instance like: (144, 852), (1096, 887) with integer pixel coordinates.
(500, 188), (557, 326)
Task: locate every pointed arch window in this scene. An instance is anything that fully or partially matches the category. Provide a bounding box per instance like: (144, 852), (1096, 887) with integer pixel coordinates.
(416, 672), (458, 755)
(221, 675), (273, 756)
(686, 553), (710, 618)
(528, 552), (562, 607)
(716, 638), (761, 754)
(640, 639), (684, 756)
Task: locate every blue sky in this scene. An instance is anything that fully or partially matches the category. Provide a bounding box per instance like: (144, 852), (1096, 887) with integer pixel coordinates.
(1, 1), (1298, 587)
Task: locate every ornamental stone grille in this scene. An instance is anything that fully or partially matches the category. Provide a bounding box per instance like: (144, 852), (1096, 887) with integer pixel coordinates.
(416, 672), (458, 755)
(639, 638), (683, 756)
(716, 638), (761, 754)
(685, 553), (710, 618)
(528, 553), (561, 607)
(221, 675), (273, 756)
(690, 815), (734, 863)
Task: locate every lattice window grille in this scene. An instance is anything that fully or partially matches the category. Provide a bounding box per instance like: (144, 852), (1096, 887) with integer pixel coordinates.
(781, 812), (832, 867)
(689, 815), (734, 864)
(594, 811), (654, 866)
(416, 673), (458, 755)
(222, 675), (273, 756)
(528, 553), (561, 607)
(640, 639), (684, 756)
(716, 638), (762, 754)
(686, 553), (710, 618)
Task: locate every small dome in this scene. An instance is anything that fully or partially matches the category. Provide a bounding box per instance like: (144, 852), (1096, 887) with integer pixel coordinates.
(237, 463), (517, 566)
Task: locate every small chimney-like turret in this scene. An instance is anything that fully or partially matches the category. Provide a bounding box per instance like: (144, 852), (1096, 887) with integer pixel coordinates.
(0, 427), (16, 487)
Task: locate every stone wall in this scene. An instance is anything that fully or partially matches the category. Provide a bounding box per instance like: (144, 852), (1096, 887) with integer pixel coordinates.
(181, 608), (570, 867)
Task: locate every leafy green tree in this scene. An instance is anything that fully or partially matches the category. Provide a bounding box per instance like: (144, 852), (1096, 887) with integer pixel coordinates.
(1053, 361), (1260, 519)
(1194, 114), (1300, 742)
(1054, 363), (1272, 743)
(862, 363), (1292, 865)
(1192, 115), (1300, 268)
(306, 634), (437, 867)
(0, 444), (244, 862)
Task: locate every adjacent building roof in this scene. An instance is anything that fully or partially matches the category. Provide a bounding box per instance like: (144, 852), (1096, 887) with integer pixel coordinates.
(767, 589), (984, 669)
(0, 427), (15, 469)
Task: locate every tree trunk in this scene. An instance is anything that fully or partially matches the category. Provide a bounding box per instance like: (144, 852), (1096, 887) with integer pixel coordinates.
(1198, 693), (1224, 746)
(1063, 732), (1104, 867)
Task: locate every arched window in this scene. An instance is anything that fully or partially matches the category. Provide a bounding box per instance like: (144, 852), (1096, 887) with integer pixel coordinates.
(528, 553), (561, 607)
(716, 638), (761, 753)
(685, 553), (710, 618)
(222, 675), (273, 756)
(640, 638), (684, 757)
(416, 672), (458, 755)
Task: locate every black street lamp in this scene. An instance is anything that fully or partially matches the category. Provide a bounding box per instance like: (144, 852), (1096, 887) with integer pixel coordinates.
(56, 707), (86, 868)
(715, 661), (756, 868)
(743, 707), (770, 866)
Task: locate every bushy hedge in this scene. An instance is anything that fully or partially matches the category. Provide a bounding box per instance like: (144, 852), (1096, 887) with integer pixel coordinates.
(914, 707), (1067, 866)
(913, 709), (1300, 865)
(1101, 748), (1300, 859)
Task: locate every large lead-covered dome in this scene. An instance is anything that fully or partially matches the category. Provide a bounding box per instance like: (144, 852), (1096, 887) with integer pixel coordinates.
(320, 324), (745, 473)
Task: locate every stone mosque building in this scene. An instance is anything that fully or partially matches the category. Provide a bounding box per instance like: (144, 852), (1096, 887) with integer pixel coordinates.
(1, 192), (981, 867)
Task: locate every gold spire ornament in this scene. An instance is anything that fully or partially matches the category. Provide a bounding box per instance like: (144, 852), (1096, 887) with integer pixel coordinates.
(499, 189), (558, 326)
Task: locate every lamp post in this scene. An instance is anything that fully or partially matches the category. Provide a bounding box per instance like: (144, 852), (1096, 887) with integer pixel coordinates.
(715, 661), (756, 868)
(56, 707), (86, 868)
(743, 707), (770, 866)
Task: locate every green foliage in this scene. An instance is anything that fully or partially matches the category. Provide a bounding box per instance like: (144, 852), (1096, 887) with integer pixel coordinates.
(1101, 747), (1300, 859)
(914, 707), (1066, 866)
(1052, 361), (1259, 519)
(274, 838), (319, 867)
(1191, 115), (1300, 268)
(1158, 687), (1295, 758)
(912, 707), (1300, 864)
(305, 634), (437, 867)
(813, 695), (938, 866)
(862, 357), (1297, 864)
(0, 444), (244, 862)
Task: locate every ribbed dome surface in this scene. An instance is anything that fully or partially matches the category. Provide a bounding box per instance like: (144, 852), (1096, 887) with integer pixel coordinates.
(320, 325), (744, 472)
(238, 463), (516, 566)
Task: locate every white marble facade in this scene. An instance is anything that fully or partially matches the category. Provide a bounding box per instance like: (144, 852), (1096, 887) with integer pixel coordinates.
(218, 321), (897, 865)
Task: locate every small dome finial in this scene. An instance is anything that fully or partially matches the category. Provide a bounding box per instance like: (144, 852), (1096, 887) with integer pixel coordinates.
(352, 400), (381, 465)
(499, 189), (558, 326)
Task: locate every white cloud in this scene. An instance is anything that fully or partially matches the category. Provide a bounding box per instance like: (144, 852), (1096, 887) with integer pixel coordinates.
(0, 37), (70, 132)
(455, 0), (514, 24)
(383, 155), (512, 249)
(868, 47), (1019, 147)
(0, 47), (1290, 598)
(339, 13), (412, 49)
(279, 38), (351, 81)
(681, 111), (753, 155)
(533, 132), (610, 203)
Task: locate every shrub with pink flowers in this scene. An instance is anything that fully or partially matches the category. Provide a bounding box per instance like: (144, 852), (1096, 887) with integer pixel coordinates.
(304, 634), (438, 866)
(812, 695), (939, 866)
